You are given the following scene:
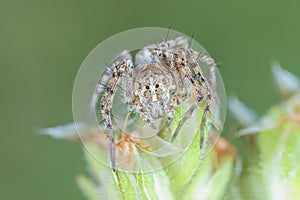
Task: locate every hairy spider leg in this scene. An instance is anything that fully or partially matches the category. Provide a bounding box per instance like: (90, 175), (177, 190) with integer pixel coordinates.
(158, 36), (218, 94)
(158, 37), (219, 145)
(99, 52), (133, 171)
(186, 48), (217, 94)
(153, 48), (210, 149)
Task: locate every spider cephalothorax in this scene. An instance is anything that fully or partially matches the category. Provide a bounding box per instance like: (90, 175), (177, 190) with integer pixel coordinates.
(133, 64), (176, 120)
(97, 36), (218, 171)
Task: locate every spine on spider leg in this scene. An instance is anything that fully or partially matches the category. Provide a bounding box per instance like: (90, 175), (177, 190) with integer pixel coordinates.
(108, 128), (116, 171)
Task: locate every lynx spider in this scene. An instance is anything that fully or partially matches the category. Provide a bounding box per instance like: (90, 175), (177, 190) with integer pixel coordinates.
(97, 36), (218, 171)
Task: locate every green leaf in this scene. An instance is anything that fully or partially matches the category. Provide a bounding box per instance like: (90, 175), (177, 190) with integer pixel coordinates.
(83, 144), (107, 179)
(115, 171), (140, 200)
(208, 160), (233, 200)
(179, 153), (234, 200)
(76, 175), (100, 200)
(259, 120), (300, 200)
(165, 111), (202, 192)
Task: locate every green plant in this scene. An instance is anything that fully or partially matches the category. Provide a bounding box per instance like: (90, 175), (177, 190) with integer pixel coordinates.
(41, 63), (300, 200)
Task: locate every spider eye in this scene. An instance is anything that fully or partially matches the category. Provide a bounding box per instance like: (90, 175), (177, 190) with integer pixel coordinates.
(145, 85), (150, 89)
(155, 84), (159, 88)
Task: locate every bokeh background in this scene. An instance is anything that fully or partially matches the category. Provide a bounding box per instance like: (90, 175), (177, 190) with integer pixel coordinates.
(1, 0), (300, 199)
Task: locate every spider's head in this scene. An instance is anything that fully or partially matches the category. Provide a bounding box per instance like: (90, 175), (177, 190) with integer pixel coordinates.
(134, 64), (175, 119)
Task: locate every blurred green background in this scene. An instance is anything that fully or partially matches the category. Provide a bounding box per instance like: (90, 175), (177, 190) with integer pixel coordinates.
(1, 0), (300, 199)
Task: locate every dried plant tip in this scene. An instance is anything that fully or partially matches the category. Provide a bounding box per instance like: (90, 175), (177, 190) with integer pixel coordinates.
(211, 135), (237, 169)
(228, 96), (257, 127)
(272, 61), (300, 99)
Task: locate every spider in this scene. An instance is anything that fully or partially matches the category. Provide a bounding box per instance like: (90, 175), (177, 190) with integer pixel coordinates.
(97, 36), (218, 171)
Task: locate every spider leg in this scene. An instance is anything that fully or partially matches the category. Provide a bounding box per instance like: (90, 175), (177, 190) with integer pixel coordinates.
(158, 36), (189, 50)
(185, 48), (218, 95)
(99, 52), (133, 171)
(160, 36), (218, 94)
(151, 37), (201, 98)
(99, 50), (132, 88)
(157, 36), (217, 73)
(123, 66), (134, 107)
(181, 49), (214, 103)
(182, 50), (215, 148)
(184, 49), (222, 131)
(137, 37), (190, 97)
(91, 51), (132, 111)
(149, 49), (187, 102)
(135, 45), (160, 67)
(153, 49), (211, 148)
(172, 93), (211, 147)
(136, 36), (188, 67)
(171, 92), (211, 149)
(171, 96), (203, 142)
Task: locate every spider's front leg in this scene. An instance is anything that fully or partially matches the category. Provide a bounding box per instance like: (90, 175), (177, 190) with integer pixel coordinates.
(173, 69), (211, 148)
(152, 48), (210, 148)
(158, 36), (218, 93)
(183, 48), (218, 96)
(172, 52), (212, 148)
(99, 55), (133, 171)
(183, 49), (222, 132)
